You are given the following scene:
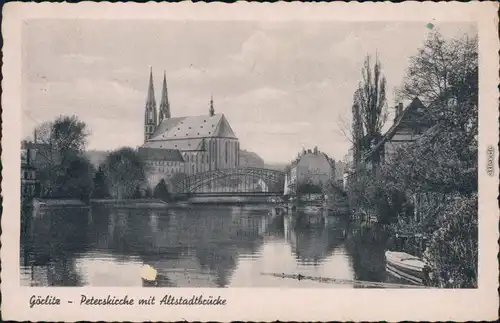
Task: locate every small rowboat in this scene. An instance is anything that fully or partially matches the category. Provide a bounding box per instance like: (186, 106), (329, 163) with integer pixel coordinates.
(385, 251), (426, 285)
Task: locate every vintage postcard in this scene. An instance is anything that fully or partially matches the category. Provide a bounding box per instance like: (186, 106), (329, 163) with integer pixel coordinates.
(1, 1), (499, 321)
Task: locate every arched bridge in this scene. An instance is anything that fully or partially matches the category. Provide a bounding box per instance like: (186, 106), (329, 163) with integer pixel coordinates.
(175, 167), (285, 196)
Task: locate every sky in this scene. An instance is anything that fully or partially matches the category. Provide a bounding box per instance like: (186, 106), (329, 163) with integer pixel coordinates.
(22, 20), (476, 163)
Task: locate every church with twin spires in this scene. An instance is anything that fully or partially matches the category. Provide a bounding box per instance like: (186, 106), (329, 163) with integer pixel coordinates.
(139, 68), (240, 185)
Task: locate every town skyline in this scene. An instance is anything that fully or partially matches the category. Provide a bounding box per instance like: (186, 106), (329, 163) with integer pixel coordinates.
(22, 20), (476, 163)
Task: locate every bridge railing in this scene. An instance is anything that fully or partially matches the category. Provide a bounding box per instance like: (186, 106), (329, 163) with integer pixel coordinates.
(175, 167), (285, 194)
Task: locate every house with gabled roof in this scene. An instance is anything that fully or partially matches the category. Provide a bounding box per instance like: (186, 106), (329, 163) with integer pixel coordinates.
(362, 97), (434, 170)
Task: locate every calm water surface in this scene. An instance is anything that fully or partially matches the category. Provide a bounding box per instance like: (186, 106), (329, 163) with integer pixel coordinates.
(20, 204), (403, 287)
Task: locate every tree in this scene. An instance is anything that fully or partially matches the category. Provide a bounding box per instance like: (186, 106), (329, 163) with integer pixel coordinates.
(388, 31), (478, 196)
(145, 187), (153, 198)
(351, 89), (365, 170)
(423, 194), (478, 288)
(132, 185), (142, 199)
(57, 154), (95, 202)
(388, 31), (478, 287)
(356, 55), (388, 143)
(32, 115), (93, 199)
(345, 55), (388, 171)
(101, 147), (147, 199)
(35, 115), (89, 163)
(92, 166), (110, 198)
(153, 179), (170, 201)
(296, 176), (323, 196)
(397, 31), (478, 145)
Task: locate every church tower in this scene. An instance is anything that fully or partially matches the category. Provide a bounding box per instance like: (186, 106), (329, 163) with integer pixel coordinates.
(144, 67), (158, 143)
(159, 71), (171, 121)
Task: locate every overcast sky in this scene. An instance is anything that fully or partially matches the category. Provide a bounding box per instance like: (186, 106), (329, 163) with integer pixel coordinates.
(22, 20), (476, 163)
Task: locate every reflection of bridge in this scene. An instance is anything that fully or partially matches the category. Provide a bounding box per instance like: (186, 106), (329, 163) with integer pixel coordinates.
(175, 167), (285, 196)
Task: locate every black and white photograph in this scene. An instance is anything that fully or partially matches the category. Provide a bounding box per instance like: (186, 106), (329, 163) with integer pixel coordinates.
(2, 2), (498, 322)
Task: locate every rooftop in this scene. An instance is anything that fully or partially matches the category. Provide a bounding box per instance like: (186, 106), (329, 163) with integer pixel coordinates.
(149, 114), (237, 141)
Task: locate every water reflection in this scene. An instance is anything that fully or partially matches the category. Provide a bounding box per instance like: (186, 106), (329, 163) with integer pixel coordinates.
(20, 205), (402, 288)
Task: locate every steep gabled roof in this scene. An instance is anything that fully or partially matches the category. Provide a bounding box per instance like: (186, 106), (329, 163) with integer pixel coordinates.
(362, 97), (431, 161)
(385, 97), (429, 141)
(149, 113), (237, 141)
(144, 138), (206, 151)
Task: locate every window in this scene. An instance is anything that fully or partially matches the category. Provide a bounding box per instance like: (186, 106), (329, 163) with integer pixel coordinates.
(225, 141), (229, 164)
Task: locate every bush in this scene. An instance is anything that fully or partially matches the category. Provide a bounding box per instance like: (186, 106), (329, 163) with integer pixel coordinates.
(423, 194), (478, 288)
(153, 179), (170, 201)
(101, 147), (147, 199)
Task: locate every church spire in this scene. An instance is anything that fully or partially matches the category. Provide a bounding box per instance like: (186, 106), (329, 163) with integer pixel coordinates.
(146, 66), (156, 107)
(159, 71), (171, 121)
(209, 95), (215, 117)
(144, 67), (158, 143)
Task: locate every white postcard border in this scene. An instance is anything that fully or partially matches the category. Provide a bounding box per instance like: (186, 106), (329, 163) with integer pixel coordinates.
(2, 2), (499, 321)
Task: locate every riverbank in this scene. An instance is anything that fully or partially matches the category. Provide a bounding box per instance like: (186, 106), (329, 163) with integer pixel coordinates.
(29, 198), (175, 209)
(32, 198), (88, 208)
(90, 198), (169, 208)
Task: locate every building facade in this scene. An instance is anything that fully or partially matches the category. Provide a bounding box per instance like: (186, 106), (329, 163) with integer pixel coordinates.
(285, 147), (335, 195)
(140, 68), (240, 189)
(363, 97), (433, 169)
(21, 142), (38, 200)
(137, 147), (185, 189)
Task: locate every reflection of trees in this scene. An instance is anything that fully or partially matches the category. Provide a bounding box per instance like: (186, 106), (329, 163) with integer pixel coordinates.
(22, 205), (270, 287)
(285, 216), (348, 264)
(344, 224), (391, 283)
(20, 206), (92, 286)
(94, 206), (267, 287)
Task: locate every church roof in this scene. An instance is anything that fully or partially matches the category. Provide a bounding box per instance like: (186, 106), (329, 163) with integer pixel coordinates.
(148, 113), (237, 145)
(137, 147), (185, 162)
(143, 138), (206, 152)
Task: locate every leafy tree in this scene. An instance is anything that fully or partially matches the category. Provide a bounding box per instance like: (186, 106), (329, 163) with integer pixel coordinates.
(92, 166), (110, 198)
(386, 31), (479, 286)
(423, 194), (477, 288)
(132, 185), (142, 199)
(35, 115), (89, 164)
(153, 179), (170, 201)
(32, 115), (93, 199)
(296, 179), (323, 196)
(385, 31), (478, 196)
(145, 187), (153, 198)
(101, 147), (147, 199)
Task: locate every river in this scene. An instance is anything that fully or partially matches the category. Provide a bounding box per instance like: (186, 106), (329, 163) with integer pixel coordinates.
(20, 204), (406, 288)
